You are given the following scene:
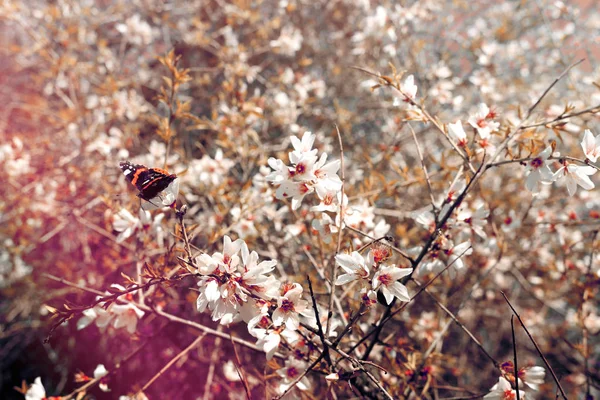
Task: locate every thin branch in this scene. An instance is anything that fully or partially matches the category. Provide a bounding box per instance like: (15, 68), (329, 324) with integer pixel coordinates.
(307, 275), (332, 366)
(422, 285), (499, 368)
(521, 103), (600, 129)
(501, 291), (568, 399)
(137, 333), (206, 396)
(511, 316), (521, 400)
(44, 273), (279, 357)
(327, 124), (346, 337)
(328, 346), (394, 400)
(526, 59), (584, 117)
(176, 205), (195, 266)
(203, 327), (222, 400)
(486, 155), (600, 172)
(361, 160), (484, 361)
(230, 334), (252, 400)
(486, 58), (585, 168)
(346, 225), (413, 263)
(408, 122), (437, 211)
(273, 354), (324, 400)
(350, 65), (476, 174)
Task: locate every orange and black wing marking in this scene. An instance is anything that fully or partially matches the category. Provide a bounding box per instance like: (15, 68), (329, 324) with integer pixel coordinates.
(120, 161), (177, 201)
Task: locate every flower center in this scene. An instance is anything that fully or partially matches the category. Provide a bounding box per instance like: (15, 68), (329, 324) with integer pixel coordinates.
(530, 157), (543, 169)
(378, 273), (392, 286)
(280, 298), (294, 312)
(286, 366), (299, 379)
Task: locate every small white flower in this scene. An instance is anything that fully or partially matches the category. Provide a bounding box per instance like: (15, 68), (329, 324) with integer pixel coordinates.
(483, 376), (525, 400)
(525, 146), (554, 194)
(519, 365), (545, 391)
(113, 209), (141, 243)
(334, 251), (371, 285)
(400, 74), (417, 101)
(581, 129), (600, 162)
(272, 283), (308, 330)
(277, 358), (311, 393)
(116, 14), (154, 46)
(94, 364), (109, 379)
(141, 179), (180, 211)
(501, 210), (521, 232)
(372, 265), (413, 304)
(448, 120), (468, 147)
(445, 241), (473, 271)
(111, 303), (145, 334)
(290, 131), (318, 159)
(25, 377), (47, 400)
(468, 103), (499, 139)
(553, 162), (596, 196)
(94, 364), (110, 392)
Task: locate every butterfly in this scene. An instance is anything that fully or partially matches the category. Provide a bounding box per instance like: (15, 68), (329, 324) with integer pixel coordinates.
(119, 161), (177, 203)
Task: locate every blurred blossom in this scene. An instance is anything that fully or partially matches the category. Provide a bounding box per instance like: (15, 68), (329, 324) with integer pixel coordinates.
(0, 241), (32, 288)
(277, 358), (311, 394)
(25, 377), (48, 400)
(77, 287), (145, 334)
(186, 149), (235, 187)
(116, 14), (154, 46)
(483, 377), (524, 400)
(524, 146), (554, 194)
(113, 89), (149, 121)
(113, 209), (141, 243)
(467, 103), (499, 139)
(553, 162), (596, 197)
(581, 129), (600, 162)
(270, 26), (303, 56)
(86, 127), (129, 158)
(0, 137), (33, 177)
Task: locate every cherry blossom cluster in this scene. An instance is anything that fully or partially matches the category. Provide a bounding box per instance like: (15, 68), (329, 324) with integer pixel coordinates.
(266, 131), (342, 210)
(335, 247), (412, 306)
(77, 285), (145, 334)
(191, 235), (322, 390)
(523, 129), (598, 197)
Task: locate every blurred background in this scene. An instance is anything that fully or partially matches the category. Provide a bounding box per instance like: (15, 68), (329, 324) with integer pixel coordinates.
(1, 0), (599, 398)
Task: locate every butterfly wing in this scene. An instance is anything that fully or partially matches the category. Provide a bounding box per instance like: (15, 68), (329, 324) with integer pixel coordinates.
(120, 161), (177, 201)
(136, 168), (177, 201)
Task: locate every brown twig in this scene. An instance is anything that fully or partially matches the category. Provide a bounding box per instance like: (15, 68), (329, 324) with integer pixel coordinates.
(486, 58), (585, 168)
(520, 103), (600, 129)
